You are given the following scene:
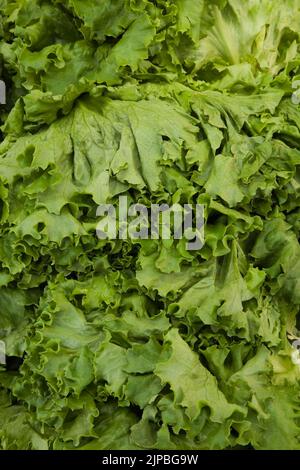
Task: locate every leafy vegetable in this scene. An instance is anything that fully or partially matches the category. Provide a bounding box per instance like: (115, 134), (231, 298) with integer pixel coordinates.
(0, 0), (300, 450)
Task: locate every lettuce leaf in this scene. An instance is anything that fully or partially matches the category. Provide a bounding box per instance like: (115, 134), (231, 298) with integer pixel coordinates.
(0, 0), (300, 450)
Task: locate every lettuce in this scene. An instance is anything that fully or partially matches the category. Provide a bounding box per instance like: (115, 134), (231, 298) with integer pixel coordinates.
(0, 0), (300, 450)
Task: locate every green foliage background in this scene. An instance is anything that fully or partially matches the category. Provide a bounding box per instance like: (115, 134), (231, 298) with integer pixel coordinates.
(0, 0), (300, 450)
